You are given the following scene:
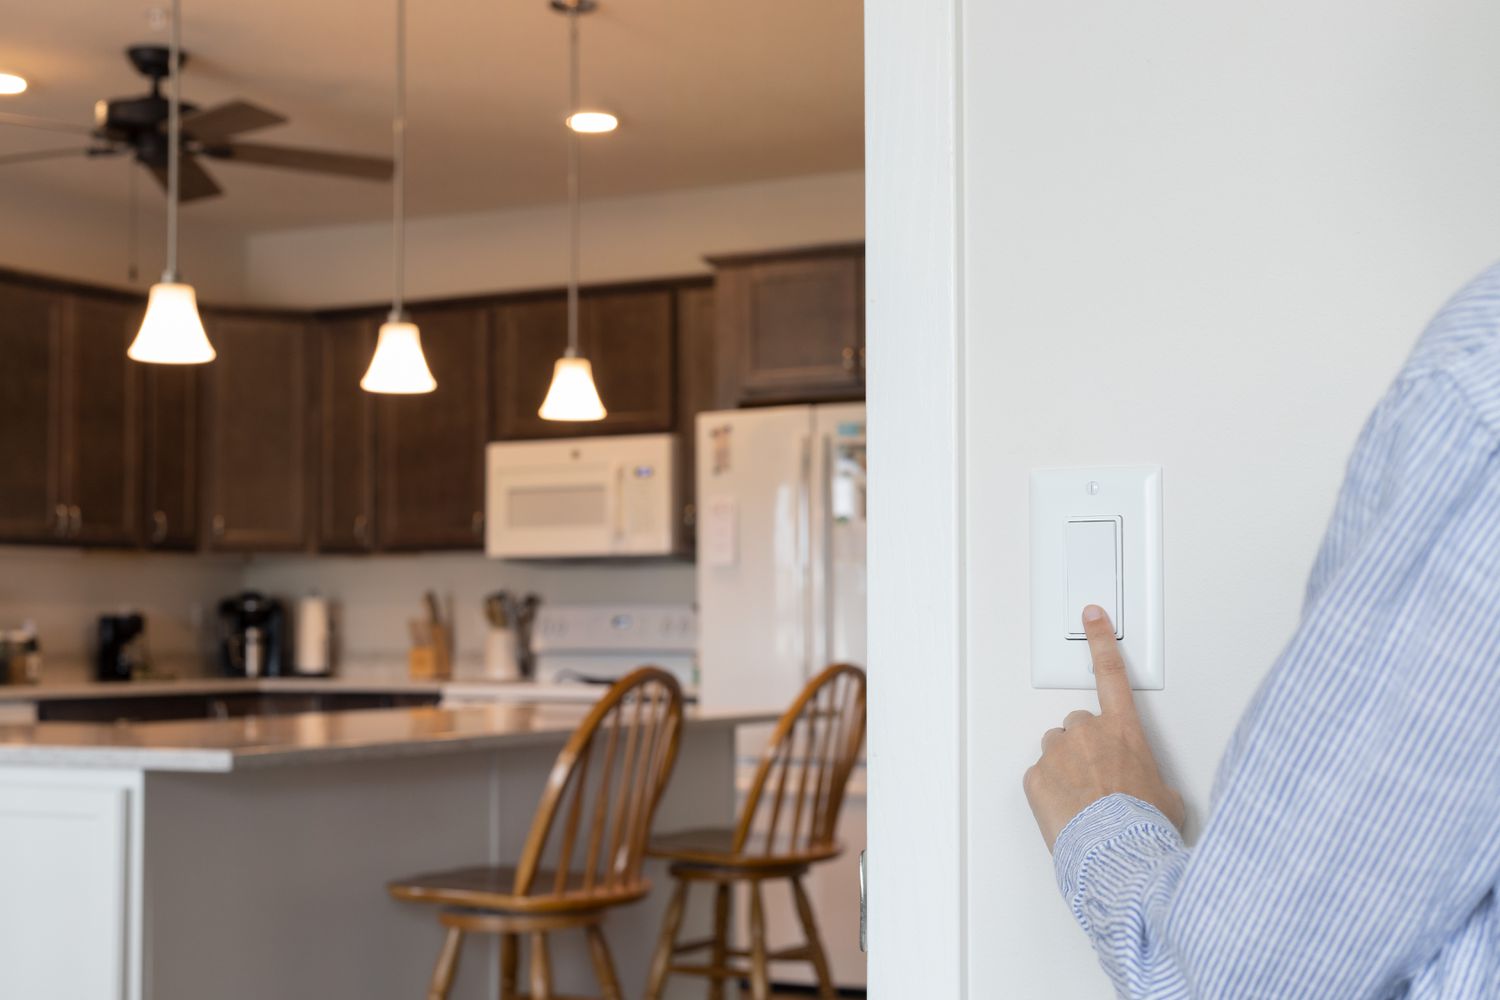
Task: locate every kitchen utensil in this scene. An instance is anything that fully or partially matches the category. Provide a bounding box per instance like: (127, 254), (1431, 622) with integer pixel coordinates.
(0, 623), (40, 686)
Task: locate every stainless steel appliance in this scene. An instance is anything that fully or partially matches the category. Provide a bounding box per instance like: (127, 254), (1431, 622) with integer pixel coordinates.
(217, 592), (287, 678)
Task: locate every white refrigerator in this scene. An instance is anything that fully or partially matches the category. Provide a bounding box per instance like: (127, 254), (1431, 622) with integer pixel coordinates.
(695, 402), (867, 990)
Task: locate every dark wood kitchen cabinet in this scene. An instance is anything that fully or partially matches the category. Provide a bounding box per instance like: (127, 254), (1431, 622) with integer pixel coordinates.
(0, 282), (144, 546)
(377, 304), (489, 550)
(141, 364), (200, 550)
(489, 286), (676, 440)
(61, 295), (144, 546)
(710, 244), (865, 406)
(200, 312), (313, 552)
(316, 314), (379, 552)
(0, 281), (64, 542)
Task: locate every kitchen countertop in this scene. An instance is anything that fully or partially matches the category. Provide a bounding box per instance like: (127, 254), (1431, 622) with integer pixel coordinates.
(0, 703), (775, 773)
(0, 676), (614, 703)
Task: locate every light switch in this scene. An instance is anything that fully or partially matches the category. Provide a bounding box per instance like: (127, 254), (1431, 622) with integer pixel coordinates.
(1030, 466), (1164, 690)
(1063, 516), (1123, 640)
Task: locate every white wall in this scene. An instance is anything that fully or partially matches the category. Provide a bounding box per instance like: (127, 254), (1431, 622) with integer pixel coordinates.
(240, 170), (865, 307)
(868, 0), (1500, 996)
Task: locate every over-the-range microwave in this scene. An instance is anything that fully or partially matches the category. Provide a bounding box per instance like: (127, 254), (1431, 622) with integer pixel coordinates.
(485, 434), (683, 559)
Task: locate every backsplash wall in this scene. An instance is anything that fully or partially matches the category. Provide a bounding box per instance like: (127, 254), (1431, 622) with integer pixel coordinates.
(240, 553), (697, 680)
(0, 546), (245, 685)
(0, 546), (694, 686)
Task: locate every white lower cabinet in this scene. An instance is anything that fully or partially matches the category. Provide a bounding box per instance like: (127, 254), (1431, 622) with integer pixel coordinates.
(0, 779), (133, 999)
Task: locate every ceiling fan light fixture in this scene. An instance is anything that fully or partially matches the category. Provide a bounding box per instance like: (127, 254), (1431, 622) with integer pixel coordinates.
(539, 355), (607, 421)
(0, 74), (27, 96)
(361, 317), (436, 394)
(128, 280), (215, 364)
(565, 110), (617, 134)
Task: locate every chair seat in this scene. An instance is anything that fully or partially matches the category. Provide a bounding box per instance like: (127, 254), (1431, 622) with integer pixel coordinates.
(387, 864), (649, 914)
(646, 827), (843, 871)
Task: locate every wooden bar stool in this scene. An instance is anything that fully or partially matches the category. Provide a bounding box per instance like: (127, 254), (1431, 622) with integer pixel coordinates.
(388, 667), (684, 1000)
(643, 663), (866, 1000)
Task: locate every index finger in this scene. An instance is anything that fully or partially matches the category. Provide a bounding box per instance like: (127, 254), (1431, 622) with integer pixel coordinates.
(1082, 605), (1137, 718)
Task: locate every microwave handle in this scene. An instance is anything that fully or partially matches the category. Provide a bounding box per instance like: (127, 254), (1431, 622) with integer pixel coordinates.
(611, 462), (626, 543)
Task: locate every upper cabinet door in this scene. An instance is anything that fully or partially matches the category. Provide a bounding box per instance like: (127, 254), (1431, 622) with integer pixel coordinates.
(201, 314), (313, 552)
(377, 305), (488, 550)
(317, 315), (378, 552)
(61, 295), (143, 547)
(141, 363), (200, 550)
(491, 287), (675, 440)
(712, 246), (865, 405)
(0, 282), (64, 542)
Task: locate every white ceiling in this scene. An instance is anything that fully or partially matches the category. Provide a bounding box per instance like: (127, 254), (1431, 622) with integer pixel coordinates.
(0, 0), (863, 233)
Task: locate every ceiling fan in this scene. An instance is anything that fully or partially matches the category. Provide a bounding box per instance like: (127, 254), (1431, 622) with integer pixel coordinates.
(0, 44), (393, 201)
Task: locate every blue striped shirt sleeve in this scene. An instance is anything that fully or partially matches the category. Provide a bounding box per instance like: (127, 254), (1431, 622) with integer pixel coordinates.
(1053, 365), (1500, 999)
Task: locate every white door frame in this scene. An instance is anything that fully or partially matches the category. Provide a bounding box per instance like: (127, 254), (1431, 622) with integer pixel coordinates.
(864, 0), (968, 996)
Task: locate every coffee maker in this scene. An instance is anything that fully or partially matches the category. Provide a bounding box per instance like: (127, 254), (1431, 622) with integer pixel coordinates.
(96, 613), (146, 682)
(217, 592), (287, 678)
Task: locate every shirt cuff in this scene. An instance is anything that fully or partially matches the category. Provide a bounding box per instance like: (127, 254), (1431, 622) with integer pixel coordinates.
(1054, 793), (1184, 901)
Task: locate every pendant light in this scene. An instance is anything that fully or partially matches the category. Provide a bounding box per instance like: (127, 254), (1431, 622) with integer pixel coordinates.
(361, 0), (436, 394)
(127, 0), (214, 365)
(539, 0), (606, 422)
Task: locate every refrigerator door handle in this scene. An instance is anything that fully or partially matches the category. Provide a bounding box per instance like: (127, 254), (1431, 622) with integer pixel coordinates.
(799, 432), (815, 682)
(611, 462), (626, 545)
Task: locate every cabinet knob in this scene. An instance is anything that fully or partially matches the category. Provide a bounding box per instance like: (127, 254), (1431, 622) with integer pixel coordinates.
(471, 511), (484, 536)
(53, 503), (68, 538)
(842, 346), (857, 372)
(212, 514), (226, 539)
(353, 514), (369, 546)
(69, 505), (82, 538)
(682, 503), (697, 529)
(152, 511), (169, 544)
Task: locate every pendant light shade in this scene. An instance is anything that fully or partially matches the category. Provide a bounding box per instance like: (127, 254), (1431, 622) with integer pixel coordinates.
(129, 0), (214, 366)
(362, 0), (436, 394)
(541, 0), (607, 422)
(128, 281), (215, 363)
(539, 355), (606, 421)
(361, 318), (436, 393)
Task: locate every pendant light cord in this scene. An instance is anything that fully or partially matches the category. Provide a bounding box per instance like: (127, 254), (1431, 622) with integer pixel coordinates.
(391, 0), (407, 322)
(566, 8), (582, 357)
(165, 0), (182, 282)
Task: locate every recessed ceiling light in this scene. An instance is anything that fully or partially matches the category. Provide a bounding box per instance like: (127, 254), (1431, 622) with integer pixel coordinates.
(566, 110), (618, 134)
(0, 73), (27, 96)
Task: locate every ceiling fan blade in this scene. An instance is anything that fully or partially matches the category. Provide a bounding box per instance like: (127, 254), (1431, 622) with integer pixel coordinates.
(148, 154), (223, 202)
(210, 141), (393, 181)
(0, 146), (114, 167)
(182, 100), (286, 141)
(0, 110), (95, 136)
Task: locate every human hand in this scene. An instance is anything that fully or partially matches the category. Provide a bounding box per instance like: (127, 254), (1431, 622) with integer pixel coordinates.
(1023, 605), (1184, 852)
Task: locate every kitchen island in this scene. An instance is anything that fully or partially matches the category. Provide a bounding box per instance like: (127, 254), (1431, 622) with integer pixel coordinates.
(0, 702), (771, 1000)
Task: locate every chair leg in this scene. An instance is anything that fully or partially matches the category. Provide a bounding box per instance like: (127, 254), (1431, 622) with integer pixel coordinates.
(499, 933), (519, 1000)
(644, 879), (687, 1000)
(529, 932), (553, 1000)
(747, 879), (771, 1000)
(586, 924), (624, 1000)
(791, 875), (837, 1000)
(426, 927), (464, 1000)
(709, 882), (732, 1000)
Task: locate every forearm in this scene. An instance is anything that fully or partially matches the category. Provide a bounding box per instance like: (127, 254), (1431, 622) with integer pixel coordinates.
(1054, 794), (1192, 998)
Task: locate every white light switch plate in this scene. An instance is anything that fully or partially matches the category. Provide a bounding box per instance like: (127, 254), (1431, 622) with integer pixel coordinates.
(1030, 466), (1164, 690)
